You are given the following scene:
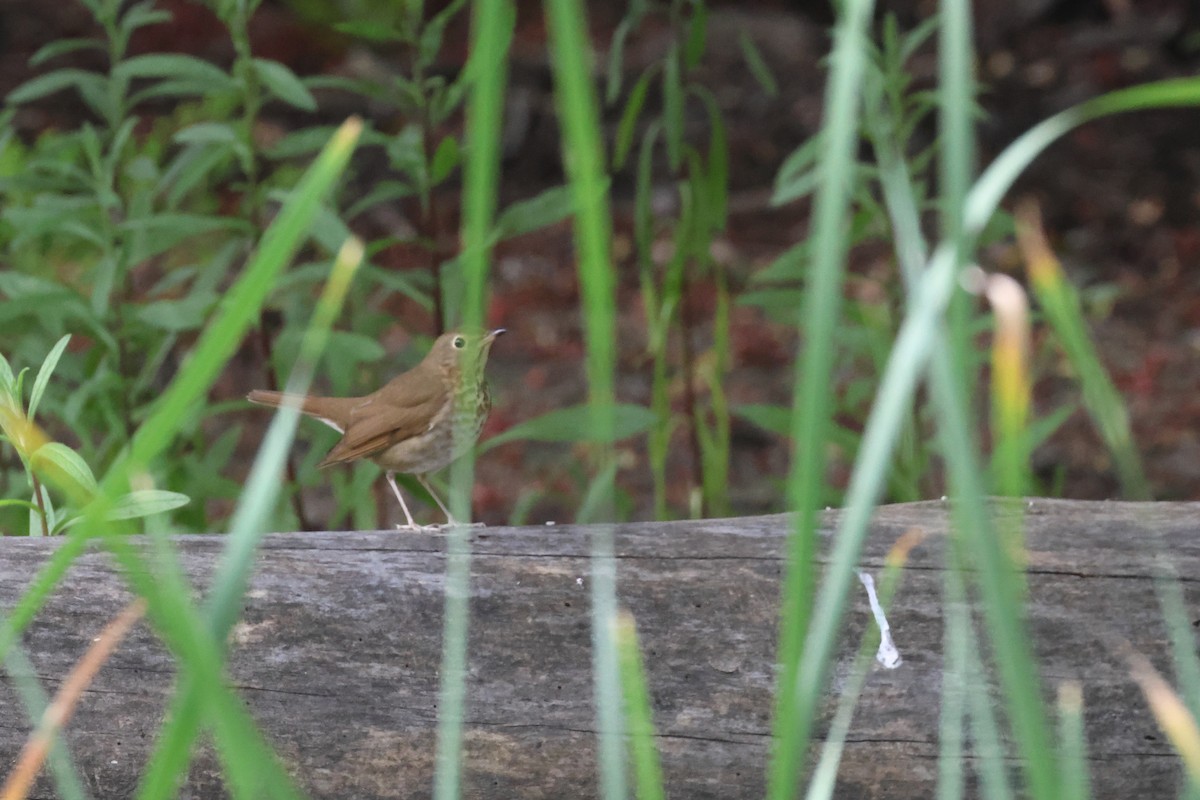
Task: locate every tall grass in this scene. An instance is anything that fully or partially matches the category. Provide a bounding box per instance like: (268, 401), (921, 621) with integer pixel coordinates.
(545, 0), (626, 796)
(434, 1), (513, 797)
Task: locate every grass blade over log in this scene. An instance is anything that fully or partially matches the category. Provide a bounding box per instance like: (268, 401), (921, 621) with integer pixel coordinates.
(544, 0), (624, 797)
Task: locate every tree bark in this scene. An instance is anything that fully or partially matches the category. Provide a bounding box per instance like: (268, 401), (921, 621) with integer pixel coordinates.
(1, 499), (1197, 798)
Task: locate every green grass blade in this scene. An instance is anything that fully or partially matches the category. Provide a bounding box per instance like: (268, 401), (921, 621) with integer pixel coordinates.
(965, 624), (1016, 800)
(615, 612), (666, 800)
(937, 560), (969, 800)
(768, 0), (876, 795)
(928, 354), (1059, 799)
(434, 4), (513, 799)
(1016, 205), (1148, 498)
(937, 0), (975, 388)
(1155, 568), (1200, 797)
(965, 78), (1200, 236)
(1056, 682), (1090, 800)
(136, 239), (363, 799)
(209, 238), (363, 635)
(92, 118), (362, 800)
(544, 0), (624, 798)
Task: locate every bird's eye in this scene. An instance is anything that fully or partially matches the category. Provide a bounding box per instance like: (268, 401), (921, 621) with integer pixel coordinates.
(453, 336), (466, 349)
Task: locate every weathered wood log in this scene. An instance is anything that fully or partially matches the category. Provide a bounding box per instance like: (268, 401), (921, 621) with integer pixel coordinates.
(1, 499), (1197, 798)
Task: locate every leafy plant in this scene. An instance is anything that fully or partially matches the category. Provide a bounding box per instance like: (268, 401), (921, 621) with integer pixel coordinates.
(0, 334), (188, 535)
(608, 0), (771, 519)
(0, 0), (300, 532)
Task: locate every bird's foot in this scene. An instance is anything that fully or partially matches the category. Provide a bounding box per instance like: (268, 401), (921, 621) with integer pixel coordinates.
(394, 522), (447, 532)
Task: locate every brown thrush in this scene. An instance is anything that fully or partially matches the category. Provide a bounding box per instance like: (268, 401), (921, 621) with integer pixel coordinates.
(247, 329), (504, 529)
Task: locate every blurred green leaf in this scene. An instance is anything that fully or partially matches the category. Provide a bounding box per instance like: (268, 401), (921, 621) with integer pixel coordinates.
(28, 334), (71, 421)
(614, 69), (653, 169)
(683, 2), (708, 69)
(121, 213), (251, 263)
(327, 330), (386, 364)
(252, 58), (317, 111)
(334, 21), (406, 42)
(739, 30), (778, 98)
(481, 403), (656, 452)
(265, 125), (342, 159)
(30, 38), (105, 67)
(113, 54), (233, 89)
(430, 136), (461, 184)
(134, 292), (219, 333)
(772, 135), (822, 206)
(493, 185), (574, 241)
(662, 47), (684, 171)
(107, 490), (190, 520)
(173, 122), (240, 146)
(734, 403), (790, 436)
(31, 442), (98, 498)
(7, 69), (107, 105)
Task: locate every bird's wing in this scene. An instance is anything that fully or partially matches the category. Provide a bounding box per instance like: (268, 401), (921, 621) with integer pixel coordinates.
(316, 377), (443, 467)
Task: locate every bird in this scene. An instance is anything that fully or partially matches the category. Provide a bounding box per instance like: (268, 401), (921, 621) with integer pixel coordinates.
(247, 329), (505, 529)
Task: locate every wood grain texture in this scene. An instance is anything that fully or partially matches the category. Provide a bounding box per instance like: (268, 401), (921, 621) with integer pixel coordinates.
(1, 499), (1197, 798)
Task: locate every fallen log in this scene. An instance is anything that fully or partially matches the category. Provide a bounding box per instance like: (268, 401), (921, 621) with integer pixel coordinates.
(0, 499), (1197, 798)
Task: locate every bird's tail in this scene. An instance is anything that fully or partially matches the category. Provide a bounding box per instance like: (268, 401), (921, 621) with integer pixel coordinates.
(246, 390), (348, 433)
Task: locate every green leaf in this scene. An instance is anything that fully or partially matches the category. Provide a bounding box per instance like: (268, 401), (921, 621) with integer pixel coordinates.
(605, 17), (635, 104)
(663, 47), (685, 171)
(0, 350), (15, 407)
(333, 21), (406, 43)
(387, 125), (425, 180)
(739, 30), (778, 97)
(493, 185), (574, 241)
(772, 135), (822, 206)
(173, 122), (240, 146)
(734, 403), (790, 436)
(344, 180), (414, 219)
(326, 330), (386, 363)
(30, 38), (105, 66)
(266, 125), (342, 159)
(113, 54), (232, 89)
(0, 271), (77, 301)
(430, 135), (461, 184)
(31, 442), (98, 498)
(418, 0), (469, 65)
(683, 2), (708, 69)
(121, 213), (251, 263)
(614, 69), (654, 169)
(252, 58), (317, 111)
(28, 335), (71, 421)
(159, 143), (241, 208)
(0, 499), (40, 514)
(134, 291), (219, 332)
(120, 2), (172, 33)
(7, 69), (106, 105)
(480, 403), (657, 452)
(106, 490), (190, 520)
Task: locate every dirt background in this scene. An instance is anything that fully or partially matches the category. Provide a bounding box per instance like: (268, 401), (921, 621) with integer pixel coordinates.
(3, 0), (1198, 526)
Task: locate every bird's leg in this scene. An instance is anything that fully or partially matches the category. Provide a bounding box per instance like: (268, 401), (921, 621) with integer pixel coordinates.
(385, 471), (421, 531)
(417, 475), (485, 528)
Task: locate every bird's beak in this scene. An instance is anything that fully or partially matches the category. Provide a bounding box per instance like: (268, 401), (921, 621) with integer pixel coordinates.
(485, 328), (506, 343)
